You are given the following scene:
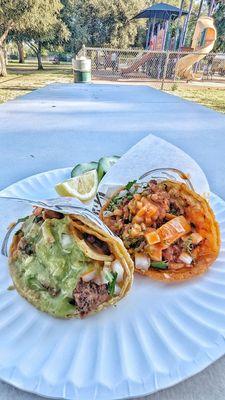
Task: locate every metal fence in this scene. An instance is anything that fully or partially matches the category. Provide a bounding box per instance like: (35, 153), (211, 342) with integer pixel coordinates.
(78, 46), (225, 90)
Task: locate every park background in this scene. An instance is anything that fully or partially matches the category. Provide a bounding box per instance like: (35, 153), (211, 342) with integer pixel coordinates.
(0, 0), (224, 113)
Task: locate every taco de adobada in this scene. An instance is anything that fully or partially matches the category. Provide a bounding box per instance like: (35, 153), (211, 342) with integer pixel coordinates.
(9, 208), (133, 318)
(100, 180), (220, 282)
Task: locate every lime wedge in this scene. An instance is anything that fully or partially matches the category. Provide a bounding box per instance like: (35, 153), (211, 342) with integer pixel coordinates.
(55, 170), (98, 202)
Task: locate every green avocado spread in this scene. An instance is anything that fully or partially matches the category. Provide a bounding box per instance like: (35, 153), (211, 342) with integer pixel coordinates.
(11, 215), (96, 317)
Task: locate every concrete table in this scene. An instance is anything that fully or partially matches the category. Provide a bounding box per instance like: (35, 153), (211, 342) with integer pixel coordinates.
(0, 83), (225, 400)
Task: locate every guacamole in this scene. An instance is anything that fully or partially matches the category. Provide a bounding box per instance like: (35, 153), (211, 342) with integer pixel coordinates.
(10, 215), (97, 317)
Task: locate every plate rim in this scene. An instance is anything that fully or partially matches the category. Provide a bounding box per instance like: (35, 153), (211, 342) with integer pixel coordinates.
(0, 166), (72, 195)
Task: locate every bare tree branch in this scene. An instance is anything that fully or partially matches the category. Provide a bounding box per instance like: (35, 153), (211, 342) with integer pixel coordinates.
(26, 41), (38, 54)
(0, 21), (14, 46)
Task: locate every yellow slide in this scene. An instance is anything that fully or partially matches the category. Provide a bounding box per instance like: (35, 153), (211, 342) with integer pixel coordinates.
(175, 16), (217, 80)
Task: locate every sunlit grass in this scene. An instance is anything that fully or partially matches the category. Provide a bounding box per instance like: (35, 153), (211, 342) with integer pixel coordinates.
(168, 87), (225, 114)
(0, 61), (73, 104)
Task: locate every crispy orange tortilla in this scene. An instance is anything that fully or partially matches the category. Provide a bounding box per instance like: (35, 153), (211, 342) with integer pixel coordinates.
(100, 181), (220, 282)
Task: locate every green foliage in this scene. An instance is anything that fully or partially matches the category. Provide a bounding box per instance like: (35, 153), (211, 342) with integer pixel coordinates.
(213, 1), (225, 52)
(63, 0), (148, 53)
(1, 0), (224, 68)
(0, 0), (70, 73)
(13, 0), (70, 51)
(0, 0), (35, 34)
(62, 0), (224, 53)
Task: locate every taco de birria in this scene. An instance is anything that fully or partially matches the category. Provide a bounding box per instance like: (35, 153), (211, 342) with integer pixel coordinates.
(100, 179), (220, 282)
(9, 208), (133, 318)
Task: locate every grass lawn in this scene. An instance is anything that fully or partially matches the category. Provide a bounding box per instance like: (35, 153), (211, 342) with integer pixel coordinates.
(0, 61), (73, 104)
(168, 86), (225, 114)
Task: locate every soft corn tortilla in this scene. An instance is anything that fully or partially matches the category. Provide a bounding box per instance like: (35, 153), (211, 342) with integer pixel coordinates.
(9, 213), (133, 318)
(100, 180), (220, 282)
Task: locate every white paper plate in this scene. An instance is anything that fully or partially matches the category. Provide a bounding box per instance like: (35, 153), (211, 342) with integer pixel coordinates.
(0, 167), (225, 400)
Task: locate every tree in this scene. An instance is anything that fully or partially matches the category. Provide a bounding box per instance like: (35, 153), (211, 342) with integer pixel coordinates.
(17, 41), (25, 63)
(102, 0), (148, 48)
(63, 0), (148, 54)
(13, 0), (70, 70)
(0, 0), (35, 76)
(212, 0), (225, 52)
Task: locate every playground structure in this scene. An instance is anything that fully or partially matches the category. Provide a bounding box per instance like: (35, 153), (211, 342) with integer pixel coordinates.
(175, 15), (217, 80)
(133, 2), (188, 51)
(120, 0), (217, 80)
(79, 0), (224, 88)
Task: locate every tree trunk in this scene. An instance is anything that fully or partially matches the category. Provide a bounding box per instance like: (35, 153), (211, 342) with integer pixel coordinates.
(0, 46), (7, 77)
(37, 42), (44, 70)
(0, 23), (13, 77)
(17, 41), (24, 63)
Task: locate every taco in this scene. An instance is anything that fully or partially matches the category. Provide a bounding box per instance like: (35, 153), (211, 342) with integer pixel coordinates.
(100, 180), (220, 282)
(9, 208), (133, 318)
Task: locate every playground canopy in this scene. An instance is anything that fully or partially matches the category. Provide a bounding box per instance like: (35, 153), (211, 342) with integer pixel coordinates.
(132, 2), (188, 21)
(132, 2), (189, 50)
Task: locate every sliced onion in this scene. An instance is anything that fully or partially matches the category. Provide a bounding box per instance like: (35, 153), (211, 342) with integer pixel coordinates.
(118, 190), (128, 197)
(179, 252), (192, 265)
(111, 260), (124, 282)
(114, 284), (121, 295)
(129, 187), (136, 194)
(100, 267), (112, 284)
(61, 234), (73, 249)
(82, 269), (96, 282)
(135, 253), (150, 271)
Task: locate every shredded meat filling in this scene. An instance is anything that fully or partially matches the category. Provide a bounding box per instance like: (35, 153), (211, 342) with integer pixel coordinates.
(33, 207), (64, 220)
(84, 234), (111, 255)
(162, 242), (183, 263)
(18, 237), (34, 255)
(102, 180), (200, 269)
(73, 280), (109, 316)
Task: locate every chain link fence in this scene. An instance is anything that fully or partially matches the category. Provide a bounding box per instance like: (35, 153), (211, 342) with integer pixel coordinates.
(78, 47), (225, 90)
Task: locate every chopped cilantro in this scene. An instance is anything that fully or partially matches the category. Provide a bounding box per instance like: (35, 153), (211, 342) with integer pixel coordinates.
(107, 180), (137, 212)
(108, 272), (118, 296)
(33, 215), (43, 223)
(127, 238), (143, 249)
(170, 208), (179, 215)
(17, 216), (29, 224)
(125, 180), (137, 191)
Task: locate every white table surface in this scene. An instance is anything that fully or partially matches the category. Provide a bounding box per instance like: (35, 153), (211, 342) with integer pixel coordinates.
(0, 83), (225, 400)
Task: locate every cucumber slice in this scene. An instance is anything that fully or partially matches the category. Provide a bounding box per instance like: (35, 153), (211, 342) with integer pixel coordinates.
(97, 156), (120, 182)
(71, 162), (98, 178)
